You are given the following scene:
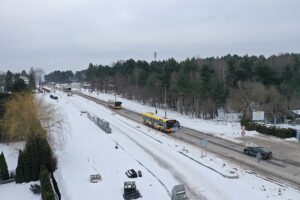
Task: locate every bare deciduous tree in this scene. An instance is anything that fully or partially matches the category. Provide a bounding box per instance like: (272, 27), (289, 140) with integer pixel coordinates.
(3, 93), (65, 148)
(229, 81), (266, 118)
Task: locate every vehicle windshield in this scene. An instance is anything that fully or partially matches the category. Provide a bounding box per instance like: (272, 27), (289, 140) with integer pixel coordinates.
(257, 147), (270, 153)
(115, 101), (122, 106)
(166, 120), (177, 129)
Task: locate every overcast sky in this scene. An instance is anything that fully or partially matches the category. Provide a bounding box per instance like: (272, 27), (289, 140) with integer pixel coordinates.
(0, 0), (299, 73)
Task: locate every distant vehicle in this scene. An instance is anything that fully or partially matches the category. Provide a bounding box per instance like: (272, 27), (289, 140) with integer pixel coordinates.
(49, 94), (58, 100)
(243, 147), (272, 159)
(172, 184), (187, 200)
(142, 112), (179, 133)
(108, 99), (122, 109)
(63, 87), (71, 92)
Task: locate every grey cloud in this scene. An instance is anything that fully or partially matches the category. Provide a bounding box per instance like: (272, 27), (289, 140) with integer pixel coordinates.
(0, 0), (299, 73)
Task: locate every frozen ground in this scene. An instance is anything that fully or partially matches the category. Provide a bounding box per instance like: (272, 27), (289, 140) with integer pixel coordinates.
(43, 91), (300, 200)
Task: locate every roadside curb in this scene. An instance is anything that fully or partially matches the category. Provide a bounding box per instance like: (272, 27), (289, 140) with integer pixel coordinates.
(178, 151), (239, 179)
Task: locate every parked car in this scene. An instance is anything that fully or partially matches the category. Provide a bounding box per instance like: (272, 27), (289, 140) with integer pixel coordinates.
(244, 147), (272, 159)
(125, 169), (138, 178)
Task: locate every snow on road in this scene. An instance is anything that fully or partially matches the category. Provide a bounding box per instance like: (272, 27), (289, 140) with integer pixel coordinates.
(45, 91), (300, 200)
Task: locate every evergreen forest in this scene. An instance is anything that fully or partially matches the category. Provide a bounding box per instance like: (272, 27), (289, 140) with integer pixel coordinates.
(44, 54), (300, 119)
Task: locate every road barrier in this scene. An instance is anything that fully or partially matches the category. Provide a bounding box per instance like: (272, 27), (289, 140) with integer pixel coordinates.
(87, 113), (112, 133)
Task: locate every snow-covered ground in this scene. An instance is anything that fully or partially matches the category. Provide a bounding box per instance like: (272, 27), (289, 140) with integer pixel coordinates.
(43, 91), (300, 200)
(0, 181), (40, 200)
(79, 90), (248, 142)
(78, 89), (300, 143)
(0, 143), (39, 200)
(0, 142), (23, 171)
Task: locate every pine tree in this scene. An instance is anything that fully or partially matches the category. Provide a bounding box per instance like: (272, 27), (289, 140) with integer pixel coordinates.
(5, 71), (14, 92)
(40, 164), (55, 200)
(16, 150), (25, 183)
(0, 152), (9, 180)
(21, 134), (55, 182)
(30, 135), (41, 181)
(29, 68), (36, 90)
(22, 150), (32, 182)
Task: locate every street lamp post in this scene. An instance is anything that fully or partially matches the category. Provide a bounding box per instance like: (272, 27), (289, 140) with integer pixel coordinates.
(164, 84), (167, 118)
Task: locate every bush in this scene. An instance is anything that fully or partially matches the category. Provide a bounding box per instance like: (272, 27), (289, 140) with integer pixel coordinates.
(30, 183), (41, 194)
(0, 152), (9, 180)
(40, 165), (55, 200)
(241, 118), (297, 138)
(15, 134), (56, 183)
(15, 150), (24, 183)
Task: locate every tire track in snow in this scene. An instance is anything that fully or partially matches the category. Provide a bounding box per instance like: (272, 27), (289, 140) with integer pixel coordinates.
(104, 114), (207, 200)
(65, 96), (175, 198)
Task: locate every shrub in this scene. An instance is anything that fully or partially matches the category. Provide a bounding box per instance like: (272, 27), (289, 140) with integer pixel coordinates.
(15, 150), (24, 183)
(30, 184), (41, 195)
(39, 165), (55, 200)
(0, 152), (9, 180)
(15, 134), (56, 183)
(241, 119), (297, 138)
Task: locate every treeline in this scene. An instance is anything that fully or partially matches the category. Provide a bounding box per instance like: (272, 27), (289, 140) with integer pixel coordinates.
(3, 69), (36, 92)
(45, 53), (300, 119)
(44, 70), (85, 83)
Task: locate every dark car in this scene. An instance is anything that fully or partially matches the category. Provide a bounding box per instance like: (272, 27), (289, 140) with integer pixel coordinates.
(244, 147), (272, 159)
(125, 169), (138, 178)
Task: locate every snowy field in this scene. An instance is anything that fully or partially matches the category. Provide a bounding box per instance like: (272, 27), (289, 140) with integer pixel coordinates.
(43, 91), (300, 200)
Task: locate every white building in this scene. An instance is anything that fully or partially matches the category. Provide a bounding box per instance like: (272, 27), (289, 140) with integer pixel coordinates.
(20, 76), (29, 85)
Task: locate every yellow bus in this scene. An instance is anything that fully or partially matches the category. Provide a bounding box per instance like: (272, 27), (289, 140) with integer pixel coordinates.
(142, 112), (179, 133)
(108, 99), (122, 109)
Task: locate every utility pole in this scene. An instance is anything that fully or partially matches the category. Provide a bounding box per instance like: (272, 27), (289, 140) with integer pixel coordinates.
(164, 84), (167, 118)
